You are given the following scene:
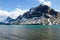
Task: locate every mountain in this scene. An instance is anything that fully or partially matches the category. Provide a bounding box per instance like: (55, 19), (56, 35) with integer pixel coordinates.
(23, 4), (59, 19)
(6, 17), (14, 22)
(5, 4), (60, 25)
(5, 15), (22, 24)
(4, 17), (15, 24)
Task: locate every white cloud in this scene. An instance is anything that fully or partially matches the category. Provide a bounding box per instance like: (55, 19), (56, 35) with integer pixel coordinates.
(9, 8), (28, 19)
(38, 0), (52, 6)
(0, 10), (9, 21)
(55, 9), (60, 12)
(0, 8), (28, 21)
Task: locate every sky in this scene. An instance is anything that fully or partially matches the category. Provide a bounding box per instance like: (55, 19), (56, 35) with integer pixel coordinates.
(0, 0), (60, 21)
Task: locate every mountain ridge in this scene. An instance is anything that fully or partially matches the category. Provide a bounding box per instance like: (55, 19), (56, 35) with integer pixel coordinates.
(2, 4), (60, 25)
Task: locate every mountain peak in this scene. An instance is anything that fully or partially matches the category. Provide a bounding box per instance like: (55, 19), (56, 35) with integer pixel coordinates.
(35, 4), (50, 13)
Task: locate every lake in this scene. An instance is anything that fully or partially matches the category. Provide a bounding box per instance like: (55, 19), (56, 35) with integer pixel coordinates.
(0, 25), (60, 40)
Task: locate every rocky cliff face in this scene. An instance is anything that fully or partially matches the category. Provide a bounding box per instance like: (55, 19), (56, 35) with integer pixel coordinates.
(5, 4), (60, 25)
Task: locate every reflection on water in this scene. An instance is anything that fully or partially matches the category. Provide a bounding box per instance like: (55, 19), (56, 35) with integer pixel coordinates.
(0, 25), (60, 40)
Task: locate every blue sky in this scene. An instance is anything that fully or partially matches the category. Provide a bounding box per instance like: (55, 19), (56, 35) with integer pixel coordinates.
(0, 0), (60, 11)
(0, 0), (60, 21)
(0, 0), (39, 11)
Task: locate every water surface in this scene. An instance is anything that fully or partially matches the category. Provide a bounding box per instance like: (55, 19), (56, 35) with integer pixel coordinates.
(0, 25), (59, 40)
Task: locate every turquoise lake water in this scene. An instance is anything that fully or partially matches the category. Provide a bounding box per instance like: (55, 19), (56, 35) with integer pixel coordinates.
(0, 25), (60, 40)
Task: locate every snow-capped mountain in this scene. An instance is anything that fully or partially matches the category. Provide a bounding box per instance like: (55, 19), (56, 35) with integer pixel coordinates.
(2, 4), (60, 25)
